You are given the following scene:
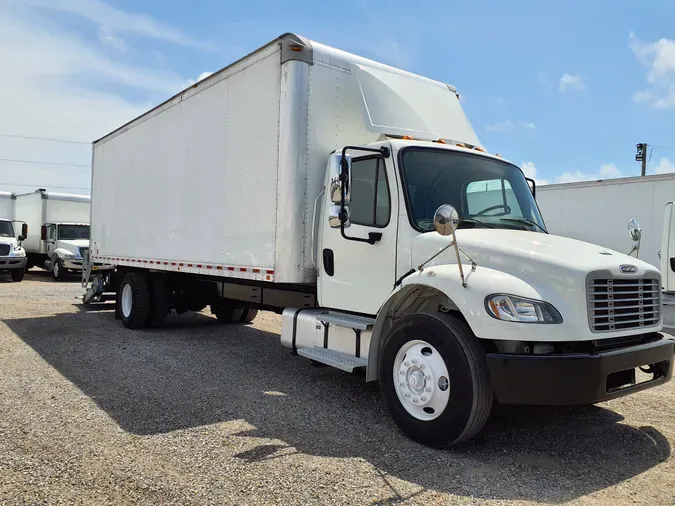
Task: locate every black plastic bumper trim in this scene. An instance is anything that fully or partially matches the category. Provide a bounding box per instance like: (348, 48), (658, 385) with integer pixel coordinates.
(486, 336), (674, 405)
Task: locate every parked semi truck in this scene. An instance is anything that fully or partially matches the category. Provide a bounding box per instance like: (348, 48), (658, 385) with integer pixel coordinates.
(17, 189), (91, 281)
(83, 33), (673, 447)
(0, 191), (27, 281)
(536, 173), (675, 269)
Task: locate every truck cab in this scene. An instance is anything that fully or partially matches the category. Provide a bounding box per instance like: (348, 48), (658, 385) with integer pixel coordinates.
(0, 218), (27, 282)
(41, 222), (90, 280)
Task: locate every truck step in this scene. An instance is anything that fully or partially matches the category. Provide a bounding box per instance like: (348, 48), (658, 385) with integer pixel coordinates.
(297, 347), (367, 372)
(316, 312), (375, 330)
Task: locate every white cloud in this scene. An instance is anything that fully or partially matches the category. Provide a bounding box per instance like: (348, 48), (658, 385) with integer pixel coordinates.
(15, 0), (210, 49)
(556, 163), (621, 183)
(654, 157), (675, 174)
(486, 120), (536, 132)
(0, 3), (194, 194)
(559, 73), (586, 92)
(630, 33), (675, 109)
(98, 25), (126, 53)
(520, 162), (549, 186)
(486, 121), (514, 132)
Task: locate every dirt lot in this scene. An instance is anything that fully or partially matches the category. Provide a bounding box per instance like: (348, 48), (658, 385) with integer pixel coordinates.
(1, 271), (674, 505)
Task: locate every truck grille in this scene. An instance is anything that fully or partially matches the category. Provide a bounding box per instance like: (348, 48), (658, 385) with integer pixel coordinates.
(0, 244), (10, 256)
(587, 276), (661, 332)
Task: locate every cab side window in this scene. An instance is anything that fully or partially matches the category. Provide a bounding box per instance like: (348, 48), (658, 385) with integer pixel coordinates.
(48, 225), (57, 240)
(349, 157), (390, 227)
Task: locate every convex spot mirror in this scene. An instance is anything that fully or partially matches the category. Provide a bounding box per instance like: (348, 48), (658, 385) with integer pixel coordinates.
(628, 218), (642, 242)
(434, 204), (459, 236)
(328, 205), (350, 229)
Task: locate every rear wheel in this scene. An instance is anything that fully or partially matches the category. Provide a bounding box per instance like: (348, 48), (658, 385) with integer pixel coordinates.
(239, 308), (259, 323)
(118, 272), (150, 329)
(147, 275), (169, 328)
(379, 312), (493, 448)
(210, 303), (244, 324)
(11, 268), (24, 282)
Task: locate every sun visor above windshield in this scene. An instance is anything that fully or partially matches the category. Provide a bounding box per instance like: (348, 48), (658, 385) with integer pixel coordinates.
(351, 63), (482, 148)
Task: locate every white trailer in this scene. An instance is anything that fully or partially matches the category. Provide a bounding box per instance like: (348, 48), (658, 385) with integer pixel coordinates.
(0, 191), (27, 281)
(84, 33), (673, 448)
(16, 189), (91, 280)
(536, 173), (675, 269)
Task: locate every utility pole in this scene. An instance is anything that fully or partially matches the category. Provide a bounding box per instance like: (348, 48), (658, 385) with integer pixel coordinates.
(636, 143), (648, 176)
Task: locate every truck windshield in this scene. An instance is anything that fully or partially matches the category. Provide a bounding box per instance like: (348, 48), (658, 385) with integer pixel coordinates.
(0, 220), (14, 237)
(58, 224), (90, 240)
(400, 147), (546, 232)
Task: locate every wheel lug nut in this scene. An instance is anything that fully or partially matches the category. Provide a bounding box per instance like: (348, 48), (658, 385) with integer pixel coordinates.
(420, 364), (425, 369)
(420, 396), (426, 401)
(411, 359), (417, 365)
(425, 376), (431, 381)
(412, 398), (418, 404)
(399, 370), (405, 375)
(404, 393), (410, 398)
(399, 382), (405, 388)
(404, 362), (409, 367)
(425, 387), (432, 393)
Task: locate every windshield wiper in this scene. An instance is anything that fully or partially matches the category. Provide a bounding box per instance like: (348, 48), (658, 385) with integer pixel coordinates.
(499, 217), (547, 233)
(458, 218), (494, 229)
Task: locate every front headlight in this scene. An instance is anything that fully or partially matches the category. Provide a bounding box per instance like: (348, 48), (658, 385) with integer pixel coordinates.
(485, 294), (562, 324)
(63, 253), (75, 259)
(10, 246), (25, 257)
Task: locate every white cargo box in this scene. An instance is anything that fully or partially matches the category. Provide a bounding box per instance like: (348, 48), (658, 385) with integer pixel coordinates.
(91, 33), (480, 284)
(0, 192), (15, 221)
(15, 190), (91, 254)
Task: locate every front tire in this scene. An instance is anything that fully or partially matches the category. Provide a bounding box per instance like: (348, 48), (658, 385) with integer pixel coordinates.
(118, 272), (151, 329)
(379, 312), (493, 448)
(11, 268), (24, 282)
(53, 258), (66, 281)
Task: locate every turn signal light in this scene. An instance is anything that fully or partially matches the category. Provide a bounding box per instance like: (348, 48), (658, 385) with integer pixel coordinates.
(403, 135), (415, 140)
(434, 139), (446, 144)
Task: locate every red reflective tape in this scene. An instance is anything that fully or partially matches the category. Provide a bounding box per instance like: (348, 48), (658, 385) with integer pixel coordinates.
(164, 262), (168, 265)
(239, 268), (246, 272)
(196, 264), (203, 268)
(179, 263), (184, 267)
(171, 262), (176, 266)
(143, 260), (148, 263)
(252, 268), (260, 273)
(206, 265), (212, 269)
(227, 267), (234, 271)
(216, 266), (223, 270)
(187, 264), (193, 267)
(266, 270), (274, 275)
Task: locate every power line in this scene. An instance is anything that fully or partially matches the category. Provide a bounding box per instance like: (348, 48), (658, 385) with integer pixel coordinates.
(0, 132), (90, 145)
(0, 157), (90, 168)
(0, 182), (90, 190)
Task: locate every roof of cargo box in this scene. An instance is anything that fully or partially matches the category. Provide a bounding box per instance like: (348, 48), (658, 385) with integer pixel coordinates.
(94, 33), (482, 148)
(16, 189), (90, 203)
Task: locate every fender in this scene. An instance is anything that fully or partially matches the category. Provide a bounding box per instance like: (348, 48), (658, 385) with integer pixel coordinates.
(365, 264), (579, 382)
(52, 247), (78, 261)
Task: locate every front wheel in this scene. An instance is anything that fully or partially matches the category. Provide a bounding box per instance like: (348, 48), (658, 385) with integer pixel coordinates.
(53, 258), (66, 281)
(11, 268), (25, 282)
(379, 312), (493, 448)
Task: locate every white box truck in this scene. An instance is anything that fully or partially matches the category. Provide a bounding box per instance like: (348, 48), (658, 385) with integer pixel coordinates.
(536, 173), (675, 269)
(84, 33), (673, 447)
(16, 189), (91, 281)
(0, 191), (27, 282)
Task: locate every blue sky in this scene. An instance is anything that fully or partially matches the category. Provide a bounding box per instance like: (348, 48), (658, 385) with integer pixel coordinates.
(1, 0), (675, 193)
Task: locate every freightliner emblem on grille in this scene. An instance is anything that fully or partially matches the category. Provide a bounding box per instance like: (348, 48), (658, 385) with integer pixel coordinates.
(619, 265), (638, 274)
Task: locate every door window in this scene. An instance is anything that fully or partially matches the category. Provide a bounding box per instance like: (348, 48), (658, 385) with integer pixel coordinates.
(48, 225), (57, 240)
(349, 157), (390, 227)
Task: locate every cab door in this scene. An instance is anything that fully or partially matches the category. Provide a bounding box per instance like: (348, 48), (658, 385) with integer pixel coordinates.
(318, 153), (398, 315)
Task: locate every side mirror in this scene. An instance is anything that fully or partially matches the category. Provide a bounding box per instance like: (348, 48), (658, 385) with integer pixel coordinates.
(41, 225), (47, 241)
(328, 153), (352, 204)
(18, 235), (25, 242)
(21, 223), (28, 237)
(328, 204), (350, 229)
(525, 177), (536, 198)
(434, 204), (459, 236)
(628, 218), (642, 242)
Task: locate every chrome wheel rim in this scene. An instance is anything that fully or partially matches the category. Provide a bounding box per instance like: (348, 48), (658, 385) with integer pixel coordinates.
(121, 284), (133, 318)
(393, 340), (450, 421)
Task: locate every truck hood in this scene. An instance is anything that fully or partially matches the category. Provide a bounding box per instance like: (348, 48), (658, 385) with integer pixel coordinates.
(412, 229), (658, 284)
(0, 237), (18, 249)
(58, 239), (89, 249)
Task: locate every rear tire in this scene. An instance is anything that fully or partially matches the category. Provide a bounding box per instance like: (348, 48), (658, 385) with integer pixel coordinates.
(118, 272), (151, 329)
(210, 303), (244, 324)
(147, 275), (169, 328)
(379, 312), (493, 448)
(239, 308), (259, 323)
(11, 269), (24, 282)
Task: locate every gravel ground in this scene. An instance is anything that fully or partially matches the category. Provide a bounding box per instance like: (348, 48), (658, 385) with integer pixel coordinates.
(1, 270), (674, 505)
